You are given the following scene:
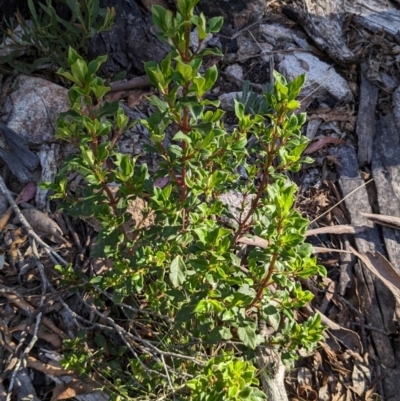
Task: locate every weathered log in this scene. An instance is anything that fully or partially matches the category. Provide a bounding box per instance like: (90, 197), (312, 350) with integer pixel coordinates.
(282, 0), (358, 66)
(345, 0), (400, 39)
(371, 114), (400, 274)
(335, 145), (400, 400)
(357, 65), (378, 167)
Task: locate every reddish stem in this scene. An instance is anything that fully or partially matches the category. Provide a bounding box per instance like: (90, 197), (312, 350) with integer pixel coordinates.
(247, 252), (279, 310)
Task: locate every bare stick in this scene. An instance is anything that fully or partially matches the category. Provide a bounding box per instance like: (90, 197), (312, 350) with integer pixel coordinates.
(109, 75), (151, 92)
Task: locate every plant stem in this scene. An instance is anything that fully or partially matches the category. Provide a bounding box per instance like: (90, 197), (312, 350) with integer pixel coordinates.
(247, 252), (279, 310)
(232, 114), (284, 244)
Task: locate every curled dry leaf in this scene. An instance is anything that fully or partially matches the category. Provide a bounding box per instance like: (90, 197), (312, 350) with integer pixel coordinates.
(50, 380), (100, 401)
(298, 385), (318, 401)
(20, 208), (70, 245)
(304, 137), (346, 154)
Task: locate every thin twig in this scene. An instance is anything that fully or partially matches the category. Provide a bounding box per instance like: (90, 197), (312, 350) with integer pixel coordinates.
(6, 312), (42, 401)
(161, 355), (176, 401)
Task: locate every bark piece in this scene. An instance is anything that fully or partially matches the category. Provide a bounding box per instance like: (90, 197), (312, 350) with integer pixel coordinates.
(283, 0), (357, 66)
(36, 144), (60, 211)
(345, 0), (400, 39)
(335, 145), (396, 366)
(357, 66), (378, 167)
(372, 114), (400, 273)
(14, 369), (40, 401)
(393, 85), (400, 138)
(0, 124), (40, 183)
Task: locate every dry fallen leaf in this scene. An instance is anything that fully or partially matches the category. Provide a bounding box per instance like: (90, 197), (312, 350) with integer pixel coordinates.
(19, 181), (37, 203)
(27, 356), (75, 376)
(51, 380), (100, 401)
(298, 384), (318, 401)
(350, 364), (366, 397)
(304, 137), (346, 154)
(0, 183), (33, 230)
(350, 247), (400, 300)
(20, 208), (71, 245)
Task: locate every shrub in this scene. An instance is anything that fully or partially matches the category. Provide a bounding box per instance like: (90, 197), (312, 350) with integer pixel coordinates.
(46, 0), (326, 398)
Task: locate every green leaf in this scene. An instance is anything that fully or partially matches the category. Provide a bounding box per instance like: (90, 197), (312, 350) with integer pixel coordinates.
(88, 55), (107, 76)
(149, 95), (169, 112)
(175, 304), (195, 323)
(169, 255), (186, 287)
(176, 61), (193, 81)
(250, 389), (268, 400)
(204, 64), (218, 91)
(234, 99), (245, 120)
(67, 47), (82, 68)
(237, 324), (257, 349)
(57, 68), (82, 86)
(27, 0), (38, 24)
(208, 16), (223, 33)
(97, 101), (120, 118)
(173, 131), (192, 144)
(71, 59), (88, 85)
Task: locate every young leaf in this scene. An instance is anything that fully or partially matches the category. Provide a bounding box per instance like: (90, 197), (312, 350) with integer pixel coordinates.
(169, 255), (186, 287)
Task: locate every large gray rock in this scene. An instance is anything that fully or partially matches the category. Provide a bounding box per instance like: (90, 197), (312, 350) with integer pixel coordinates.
(2, 75), (68, 145)
(277, 52), (354, 103)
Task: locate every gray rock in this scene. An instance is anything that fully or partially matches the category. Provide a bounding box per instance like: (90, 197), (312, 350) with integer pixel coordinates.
(2, 75), (69, 145)
(277, 52), (354, 103)
(218, 91), (242, 110)
(225, 64), (244, 86)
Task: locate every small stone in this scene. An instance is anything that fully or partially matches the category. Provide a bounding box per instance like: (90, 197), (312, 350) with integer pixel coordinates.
(225, 64), (243, 86)
(218, 92), (242, 110)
